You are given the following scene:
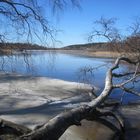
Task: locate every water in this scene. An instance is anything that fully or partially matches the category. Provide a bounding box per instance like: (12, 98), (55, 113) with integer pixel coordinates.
(0, 50), (140, 103)
(0, 51), (109, 85)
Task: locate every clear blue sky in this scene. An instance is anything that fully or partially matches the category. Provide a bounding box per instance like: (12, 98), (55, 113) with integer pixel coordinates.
(51, 0), (140, 47)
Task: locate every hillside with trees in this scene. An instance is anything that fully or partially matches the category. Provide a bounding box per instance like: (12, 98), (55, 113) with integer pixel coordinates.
(62, 42), (110, 51)
(0, 42), (48, 54)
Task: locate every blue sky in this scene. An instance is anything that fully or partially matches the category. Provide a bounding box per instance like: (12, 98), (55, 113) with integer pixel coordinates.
(51, 0), (140, 47)
(1, 0), (139, 47)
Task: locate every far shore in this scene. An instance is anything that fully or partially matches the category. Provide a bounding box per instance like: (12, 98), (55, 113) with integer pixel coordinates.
(54, 49), (121, 58)
(0, 41), (138, 59)
(42, 49), (135, 59)
(1, 47), (137, 59)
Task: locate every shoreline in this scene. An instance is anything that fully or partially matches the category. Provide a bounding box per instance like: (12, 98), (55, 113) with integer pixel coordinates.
(1, 49), (136, 59)
(56, 49), (121, 58)
(40, 49), (129, 59)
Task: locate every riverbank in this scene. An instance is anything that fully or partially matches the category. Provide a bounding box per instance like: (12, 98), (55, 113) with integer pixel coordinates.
(47, 49), (131, 58)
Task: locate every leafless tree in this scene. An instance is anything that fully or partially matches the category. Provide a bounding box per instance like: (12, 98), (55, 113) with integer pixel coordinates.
(88, 17), (140, 58)
(88, 17), (122, 52)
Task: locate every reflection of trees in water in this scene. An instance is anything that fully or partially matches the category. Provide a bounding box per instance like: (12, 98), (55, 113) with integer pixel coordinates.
(45, 51), (58, 72)
(77, 65), (95, 86)
(77, 63), (109, 86)
(0, 51), (58, 75)
(0, 53), (33, 74)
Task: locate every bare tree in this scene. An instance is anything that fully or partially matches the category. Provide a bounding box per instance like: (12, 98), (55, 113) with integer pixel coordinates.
(88, 17), (122, 52)
(88, 17), (140, 58)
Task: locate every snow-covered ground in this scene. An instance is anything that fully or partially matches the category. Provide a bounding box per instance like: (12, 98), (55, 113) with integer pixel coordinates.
(0, 73), (115, 140)
(0, 73), (92, 127)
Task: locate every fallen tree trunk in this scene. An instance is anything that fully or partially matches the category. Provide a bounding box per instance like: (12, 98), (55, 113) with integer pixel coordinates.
(0, 119), (31, 136)
(0, 56), (139, 140)
(19, 107), (124, 140)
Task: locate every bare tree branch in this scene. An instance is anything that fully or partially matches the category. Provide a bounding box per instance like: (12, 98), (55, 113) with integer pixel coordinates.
(0, 0), (80, 46)
(88, 17), (122, 52)
(120, 86), (140, 96)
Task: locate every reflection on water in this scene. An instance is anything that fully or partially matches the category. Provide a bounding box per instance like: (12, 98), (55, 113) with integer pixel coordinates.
(60, 120), (115, 140)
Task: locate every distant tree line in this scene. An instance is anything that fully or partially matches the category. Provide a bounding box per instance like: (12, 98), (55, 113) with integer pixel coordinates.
(61, 42), (114, 51)
(62, 35), (140, 53)
(0, 42), (50, 54)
